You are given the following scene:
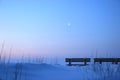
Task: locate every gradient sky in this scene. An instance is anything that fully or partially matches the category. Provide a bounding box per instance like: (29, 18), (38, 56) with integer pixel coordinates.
(0, 0), (120, 59)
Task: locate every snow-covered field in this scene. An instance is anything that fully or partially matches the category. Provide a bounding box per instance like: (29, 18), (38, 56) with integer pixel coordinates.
(0, 63), (120, 80)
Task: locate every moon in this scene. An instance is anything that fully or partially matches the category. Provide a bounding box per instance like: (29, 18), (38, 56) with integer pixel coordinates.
(67, 22), (71, 27)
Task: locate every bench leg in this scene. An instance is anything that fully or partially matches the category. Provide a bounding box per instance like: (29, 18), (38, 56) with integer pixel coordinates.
(94, 61), (96, 64)
(112, 62), (114, 64)
(115, 62), (118, 64)
(100, 61), (102, 64)
(68, 61), (72, 66)
(84, 61), (87, 65)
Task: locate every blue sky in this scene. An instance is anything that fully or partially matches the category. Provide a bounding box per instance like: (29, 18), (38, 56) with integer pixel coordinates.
(0, 0), (120, 59)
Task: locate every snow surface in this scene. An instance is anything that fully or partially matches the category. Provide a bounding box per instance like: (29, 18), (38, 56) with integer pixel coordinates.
(0, 63), (120, 80)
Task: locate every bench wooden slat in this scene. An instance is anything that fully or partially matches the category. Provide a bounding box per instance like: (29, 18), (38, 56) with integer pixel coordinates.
(94, 58), (120, 62)
(94, 58), (120, 64)
(66, 58), (90, 62)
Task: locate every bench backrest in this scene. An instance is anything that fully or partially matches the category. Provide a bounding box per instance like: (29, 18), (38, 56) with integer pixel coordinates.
(94, 58), (120, 62)
(65, 58), (90, 62)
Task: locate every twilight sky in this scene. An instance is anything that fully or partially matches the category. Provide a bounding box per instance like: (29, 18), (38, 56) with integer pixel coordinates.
(0, 0), (120, 59)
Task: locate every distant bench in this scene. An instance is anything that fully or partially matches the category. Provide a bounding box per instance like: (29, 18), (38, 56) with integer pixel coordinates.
(94, 58), (120, 64)
(65, 58), (90, 66)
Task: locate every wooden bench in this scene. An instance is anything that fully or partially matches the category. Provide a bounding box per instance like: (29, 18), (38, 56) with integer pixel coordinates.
(94, 58), (120, 64)
(65, 58), (90, 66)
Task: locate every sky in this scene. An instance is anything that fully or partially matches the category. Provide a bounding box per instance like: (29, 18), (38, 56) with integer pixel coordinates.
(0, 0), (120, 60)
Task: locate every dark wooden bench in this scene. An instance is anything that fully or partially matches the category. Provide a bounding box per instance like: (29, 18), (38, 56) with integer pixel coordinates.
(65, 58), (90, 66)
(94, 58), (120, 64)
